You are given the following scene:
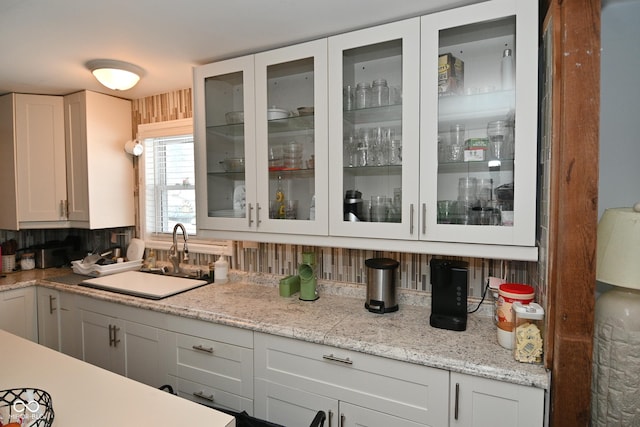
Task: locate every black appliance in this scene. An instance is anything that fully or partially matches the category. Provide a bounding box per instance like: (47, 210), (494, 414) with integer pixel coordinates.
(429, 259), (469, 331)
(343, 190), (363, 221)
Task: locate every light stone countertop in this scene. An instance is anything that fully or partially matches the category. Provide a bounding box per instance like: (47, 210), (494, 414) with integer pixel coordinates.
(0, 268), (549, 390)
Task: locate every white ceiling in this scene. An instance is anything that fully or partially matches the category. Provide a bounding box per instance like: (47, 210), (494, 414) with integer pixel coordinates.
(0, 0), (481, 100)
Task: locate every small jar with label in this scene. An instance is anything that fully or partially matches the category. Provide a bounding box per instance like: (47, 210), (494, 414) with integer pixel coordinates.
(20, 253), (35, 270)
(512, 302), (544, 364)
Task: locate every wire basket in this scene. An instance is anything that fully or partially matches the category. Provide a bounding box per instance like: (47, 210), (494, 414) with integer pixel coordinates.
(0, 388), (54, 427)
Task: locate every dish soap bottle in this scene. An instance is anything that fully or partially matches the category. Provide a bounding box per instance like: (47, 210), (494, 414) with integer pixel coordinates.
(146, 249), (157, 269)
(214, 255), (228, 284)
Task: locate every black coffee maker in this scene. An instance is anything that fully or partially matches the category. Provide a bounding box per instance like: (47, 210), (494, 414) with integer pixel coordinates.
(430, 258), (469, 331)
(344, 190), (363, 221)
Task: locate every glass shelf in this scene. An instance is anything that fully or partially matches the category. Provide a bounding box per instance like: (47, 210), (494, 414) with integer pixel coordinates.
(438, 90), (515, 129)
(342, 104), (402, 125)
(343, 164), (403, 176)
(438, 159), (514, 173)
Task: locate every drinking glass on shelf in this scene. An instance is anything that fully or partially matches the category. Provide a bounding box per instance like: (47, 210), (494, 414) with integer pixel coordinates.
(370, 195), (390, 222)
(487, 120), (513, 160)
(447, 124), (466, 162)
(285, 200), (298, 219)
(343, 85), (355, 111)
(389, 138), (402, 165)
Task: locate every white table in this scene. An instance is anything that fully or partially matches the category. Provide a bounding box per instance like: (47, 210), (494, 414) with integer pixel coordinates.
(0, 330), (235, 427)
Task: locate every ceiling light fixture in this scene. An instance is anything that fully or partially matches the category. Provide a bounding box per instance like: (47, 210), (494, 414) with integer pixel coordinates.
(86, 59), (145, 91)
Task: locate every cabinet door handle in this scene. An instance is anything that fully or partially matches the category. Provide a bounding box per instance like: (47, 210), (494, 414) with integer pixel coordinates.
(192, 344), (214, 354)
(256, 203), (261, 226)
(454, 382), (460, 420)
(340, 413), (345, 427)
(109, 324), (120, 347)
(248, 203), (254, 226)
(49, 295), (57, 314)
(193, 390), (214, 402)
(409, 203), (415, 234)
(422, 203), (427, 235)
(322, 354), (353, 365)
(328, 410), (333, 427)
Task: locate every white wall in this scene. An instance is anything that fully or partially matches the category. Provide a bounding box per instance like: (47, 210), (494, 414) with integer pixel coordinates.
(598, 0), (640, 219)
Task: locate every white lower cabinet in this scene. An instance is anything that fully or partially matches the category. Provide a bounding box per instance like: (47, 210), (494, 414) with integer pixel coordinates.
(256, 380), (426, 427)
(0, 287), (37, 341)
(80, 309), (126, 375)
(37, 287), (80, 357)
(75, 297), (254, 413)
(165, 316), (254, 413)
(450, 372), (544, 427)
(37, 288), (62, 350)
(77, 297), (174, 388)
(254, 332), (449, 427)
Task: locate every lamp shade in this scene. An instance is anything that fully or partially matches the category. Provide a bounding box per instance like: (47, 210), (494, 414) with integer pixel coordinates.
(86, 59), (144, 91)
(596, 205), (640, 289)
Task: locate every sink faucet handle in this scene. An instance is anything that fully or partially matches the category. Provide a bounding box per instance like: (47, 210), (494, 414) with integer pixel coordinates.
(183, 242), (189, 262)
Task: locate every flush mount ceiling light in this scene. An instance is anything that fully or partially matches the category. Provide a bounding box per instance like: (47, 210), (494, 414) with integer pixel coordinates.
(86, 59), (145, 91)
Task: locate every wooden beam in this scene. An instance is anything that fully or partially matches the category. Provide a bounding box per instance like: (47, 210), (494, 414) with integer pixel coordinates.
(542, 0), (600, 425)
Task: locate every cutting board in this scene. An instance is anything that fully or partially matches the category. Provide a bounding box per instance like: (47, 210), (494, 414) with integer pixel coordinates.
(81, 270), (208, 300)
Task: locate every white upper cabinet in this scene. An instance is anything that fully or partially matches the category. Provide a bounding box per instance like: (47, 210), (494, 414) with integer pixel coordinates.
(0, 93), (67, 230)
(195, 40), (328, 236)
(64, 90), (135, 229)
(420, 0), (538, 247)
(328, 18), (421, 241)
(0, 91), (134, 230)
(194, 0), (539, 260)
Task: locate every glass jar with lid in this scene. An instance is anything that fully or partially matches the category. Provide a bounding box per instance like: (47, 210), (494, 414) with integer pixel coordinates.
(355, 82), (371, 109)
(371, 78), (390, 107)
(20, 252), (35, 270)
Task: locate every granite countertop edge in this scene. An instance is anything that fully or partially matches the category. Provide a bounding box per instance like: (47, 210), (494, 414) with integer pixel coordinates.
(0, 268), (549, 390)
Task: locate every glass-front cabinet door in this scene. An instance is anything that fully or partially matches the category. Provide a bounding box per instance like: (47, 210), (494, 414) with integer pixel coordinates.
(254, 40), (328, 235)
(328, 18), (420, 240)
(420, 0), (538, 246)
(194, 56), (256, 232)
(195, 41), (328, 235)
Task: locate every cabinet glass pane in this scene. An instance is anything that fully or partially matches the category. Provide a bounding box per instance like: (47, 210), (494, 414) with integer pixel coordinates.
(436, 16), (516, 227)
(267, 58), (315, 221)
(342, 39), (403, 223)
(204, 71), (246, 220)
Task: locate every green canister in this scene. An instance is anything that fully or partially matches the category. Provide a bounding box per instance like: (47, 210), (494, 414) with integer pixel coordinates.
(299, 251), (318, 301)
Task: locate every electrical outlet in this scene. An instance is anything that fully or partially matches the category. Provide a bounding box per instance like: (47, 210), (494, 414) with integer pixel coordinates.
(488, 276), (506, 290)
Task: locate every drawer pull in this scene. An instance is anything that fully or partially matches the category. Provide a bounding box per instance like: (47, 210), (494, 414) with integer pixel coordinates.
(322, 354), (352, 365)
(192, 344), (214, 354)
(193, 390), (214, 402)
(328, 410), (333, 427)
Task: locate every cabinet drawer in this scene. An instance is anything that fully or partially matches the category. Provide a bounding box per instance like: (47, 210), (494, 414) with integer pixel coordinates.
(175, 333), (253, 399)
(255, 333), (448, 425)
(173, 376), (253, 414)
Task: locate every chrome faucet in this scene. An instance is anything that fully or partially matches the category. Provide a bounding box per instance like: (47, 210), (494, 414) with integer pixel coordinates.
(168, 223), (189, 273)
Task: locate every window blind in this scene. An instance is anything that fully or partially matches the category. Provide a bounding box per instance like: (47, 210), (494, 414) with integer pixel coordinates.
(143, 134), (196, 236)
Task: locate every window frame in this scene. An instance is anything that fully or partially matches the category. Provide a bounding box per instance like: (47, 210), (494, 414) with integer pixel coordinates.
(137, 118), (231, 254)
